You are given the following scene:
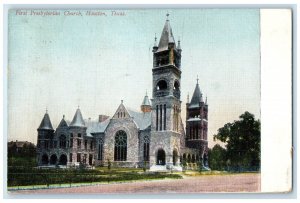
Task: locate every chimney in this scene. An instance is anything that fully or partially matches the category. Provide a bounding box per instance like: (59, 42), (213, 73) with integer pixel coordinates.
(98, 115), (109, 122)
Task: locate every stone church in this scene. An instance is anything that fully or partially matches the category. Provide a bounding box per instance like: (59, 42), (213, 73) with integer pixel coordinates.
(36, 16), (209, 171)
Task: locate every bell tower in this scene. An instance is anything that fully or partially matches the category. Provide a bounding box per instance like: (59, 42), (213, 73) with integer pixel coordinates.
(150, 14), (183, 170)
(186, 77), (209, 166)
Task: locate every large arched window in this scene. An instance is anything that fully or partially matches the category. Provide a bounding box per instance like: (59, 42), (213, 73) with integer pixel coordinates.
(114, 130), (127, 161)
(59, 135), (66, 148)
(143, 135), (150, 161)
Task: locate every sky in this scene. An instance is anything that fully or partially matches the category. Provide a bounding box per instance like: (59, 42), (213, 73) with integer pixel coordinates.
(7, 9), (261, 148)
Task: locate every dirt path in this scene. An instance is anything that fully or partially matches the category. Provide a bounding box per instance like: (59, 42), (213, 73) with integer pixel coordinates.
(9, 173), (260, 194)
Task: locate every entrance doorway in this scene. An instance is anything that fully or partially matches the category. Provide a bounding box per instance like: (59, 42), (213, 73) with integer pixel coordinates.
(59, 154), (67, 165)
(156, 149), (166, 165)
(50, 154), (57, 165)
(41, 154), (49, 165)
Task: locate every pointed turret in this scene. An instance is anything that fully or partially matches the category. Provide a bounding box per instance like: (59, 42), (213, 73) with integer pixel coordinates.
(157, 14), (176, 52)
(70, 107), (85, 127)
(57, 115), (68, 128)
(189, 77), (203, 108)
(38, 111), (54, 131)
(141, 91), (151, 113)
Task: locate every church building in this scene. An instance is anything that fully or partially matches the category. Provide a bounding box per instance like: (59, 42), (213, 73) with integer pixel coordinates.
(36, 15), (209, 171)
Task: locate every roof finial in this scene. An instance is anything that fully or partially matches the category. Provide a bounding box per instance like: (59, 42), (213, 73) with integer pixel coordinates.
(154, 33), (157, 47)
(166, 13), (170, 21)
(46, 107), (48, 113)
(205, 95), (208, 104)
(146, 90), (148, 96)
(121, 100), (123, 104)
(78, 105), (80, 109)
(196, 75), (199, 84)
(63, 114), (65, 119)
(177, 36), (181, 50)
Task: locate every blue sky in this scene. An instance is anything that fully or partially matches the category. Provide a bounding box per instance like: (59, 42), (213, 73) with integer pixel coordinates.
(8, 9), (260, 147)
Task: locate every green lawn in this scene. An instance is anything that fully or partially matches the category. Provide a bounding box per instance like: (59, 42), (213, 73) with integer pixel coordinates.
(7, 167), (182, 187)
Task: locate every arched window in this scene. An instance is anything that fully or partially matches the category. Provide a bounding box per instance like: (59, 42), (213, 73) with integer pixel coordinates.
(114, 130), (127, 161)
(59, 135), (66, 148)
(143, 135), (150, 161)
(98, 138), (104, 161)
(156, 80), (168, 90)
(174, 80), (180, 91)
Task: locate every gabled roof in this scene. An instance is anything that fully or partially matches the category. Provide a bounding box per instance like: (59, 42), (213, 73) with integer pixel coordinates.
(38, 112), (54, 130)
(157, 19), (176, 52)
(189, 83), (203, 108)
(70, 108), (85, 127)
(112, 101), (131, 119)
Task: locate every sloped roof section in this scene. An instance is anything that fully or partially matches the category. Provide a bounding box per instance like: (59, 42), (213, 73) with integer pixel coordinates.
(157, 19), (176, 52)
(70, 108), (85, 127)
(86, 118), (111, 137)
(189, 83), (203, 108)
(127, 109), (151, 130)
(57, 116), (68, 128)
(38, 112), (54, 130)
(86, 118), (110, 137)
(141, 95), (151, 106)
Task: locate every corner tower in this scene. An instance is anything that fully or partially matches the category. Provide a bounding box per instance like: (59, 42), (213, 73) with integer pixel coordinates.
(37, 110), (54, 165)
(150, 14), (183, 170)
(186, 78), (208, 164)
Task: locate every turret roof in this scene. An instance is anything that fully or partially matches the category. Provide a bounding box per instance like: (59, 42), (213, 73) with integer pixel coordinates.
(141, 93), (151, 106)
(189, 82), (203, 108)
(69, 108), (85, 127)
(38, 112), (54, 130)
(157, 18), (176, 52)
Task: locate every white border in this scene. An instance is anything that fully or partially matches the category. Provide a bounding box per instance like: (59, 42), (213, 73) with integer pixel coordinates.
(1, 1), (297, 200)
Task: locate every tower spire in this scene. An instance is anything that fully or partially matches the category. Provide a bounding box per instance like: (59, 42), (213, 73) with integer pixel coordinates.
(166, 13), (170, 20)
(196, 75), (199, 84)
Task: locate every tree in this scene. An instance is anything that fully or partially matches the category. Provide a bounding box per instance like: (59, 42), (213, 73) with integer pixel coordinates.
(213, 111), (260, 170)
(208, 144), (227, 170)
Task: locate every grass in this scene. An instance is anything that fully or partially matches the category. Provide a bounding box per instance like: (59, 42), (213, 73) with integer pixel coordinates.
(7, 167), (182, 187)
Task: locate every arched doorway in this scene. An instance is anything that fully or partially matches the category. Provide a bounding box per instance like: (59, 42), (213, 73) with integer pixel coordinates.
(156, 149), (166, 165)
(192, 154), (196, 163)
(173, 149), (178, 166)
(183, 153), (187, 163)
(41, 154), (49, 165)
(59, 154), (67, 165)
(187, 154), (191, 163)
(50, 154), (57, 165)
